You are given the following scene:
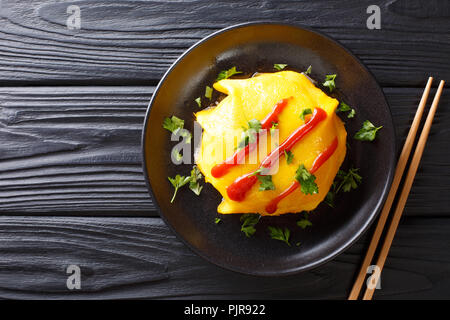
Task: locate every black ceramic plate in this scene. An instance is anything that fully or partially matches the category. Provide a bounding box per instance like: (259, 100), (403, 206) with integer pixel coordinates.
(142, 22), (396, 276)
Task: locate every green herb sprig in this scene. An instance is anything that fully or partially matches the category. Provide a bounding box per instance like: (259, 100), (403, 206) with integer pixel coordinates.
(323, 74), (337, 92)
(168, 175), (191, 203)
(240, 214), (261, 238)
(354, 120), (382, 141)
(268, 226), (291, 246)
(337, 102), (356, 118)
(216, 66), (242, 81)
(295, 164), (319, 195)
(274, 64), (288, 71)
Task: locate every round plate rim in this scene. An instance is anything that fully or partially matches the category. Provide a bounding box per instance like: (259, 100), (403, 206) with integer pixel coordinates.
(141, 21), (396, 276)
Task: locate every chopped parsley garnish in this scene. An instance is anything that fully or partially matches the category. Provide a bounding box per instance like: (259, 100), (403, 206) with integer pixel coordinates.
(347, 108), (356, 118)
(297, 212), (313, 229)
(284, 150), (294, 165)
(337, 102), (356, 118)
(354, 120), (382, 141)
(240, 214), (261, 238)
(215, 217), (222, 224)
(247, 119), (262, 132)
(335, 167), (362, 193)
(163, 115), (192, 143)
(237, 119), (262, 150)
(163, 115), (184, 133)
(189, 165), (203, 196)
(216, 66), (242, 81)
(337, 101), (351, 112)
(323, 74), (337, 92)
(205, 86), (213, 99)
(305, 65), (312, 75)
(257, 174), (275, 191)
(250, 167), (269, 176)
(299, 108), (312, 121)
(172, 149), (183, 162)
(323, 167), (362, 207)
(295, 164), (319, 195)
(168, 166), (204, 202)
(270, 122), (278, 135)
(268, 226), (291, 246)
(274, 64), (288, 71)
(168, 174), (191, 203)
(195, 97), (202, 108)
(324, 190), (336, 208)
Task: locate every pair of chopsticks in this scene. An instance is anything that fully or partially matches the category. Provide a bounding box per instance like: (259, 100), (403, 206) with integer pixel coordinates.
(348, 77), (445, 300)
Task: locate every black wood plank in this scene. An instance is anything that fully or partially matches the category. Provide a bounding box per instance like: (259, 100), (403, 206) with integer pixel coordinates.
(0, 215), (448, 299)
(0, 86), (155, 216)
(0, 86), (448, 216)
(0, 0), (448, 86)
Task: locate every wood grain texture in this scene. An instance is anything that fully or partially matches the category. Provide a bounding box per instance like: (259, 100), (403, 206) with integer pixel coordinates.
(0, 0), (449, 300)
(0, 86), (448, 216)
(0, 216), (448, 299)
(0, 86), (155, 215)
(0, 0), (448, 86)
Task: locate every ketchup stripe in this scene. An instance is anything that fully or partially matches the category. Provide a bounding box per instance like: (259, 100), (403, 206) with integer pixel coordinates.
(211, 97), (291, 178)
(226, 108), (327, 202)
(265, 137), (339, 214)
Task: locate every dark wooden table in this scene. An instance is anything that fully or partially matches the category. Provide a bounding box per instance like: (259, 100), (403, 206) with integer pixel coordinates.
(0, 0), (449, 300)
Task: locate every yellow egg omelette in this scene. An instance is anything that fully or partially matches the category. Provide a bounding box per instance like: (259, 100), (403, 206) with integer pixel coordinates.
(195, 70), (347, 215)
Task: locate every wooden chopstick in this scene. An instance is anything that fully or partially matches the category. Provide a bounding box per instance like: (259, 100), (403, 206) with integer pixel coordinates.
(348, 77), (435, 300)
(362, 79), (445, 300)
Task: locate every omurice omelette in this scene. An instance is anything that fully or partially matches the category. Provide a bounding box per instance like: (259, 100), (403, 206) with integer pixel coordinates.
(195, 70), (347, 216)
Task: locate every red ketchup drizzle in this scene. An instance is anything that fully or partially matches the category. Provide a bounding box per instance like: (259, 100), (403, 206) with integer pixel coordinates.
(265, 136), (339, 214)
(211, 97), (291, 179)
(226, 107), (327, 202)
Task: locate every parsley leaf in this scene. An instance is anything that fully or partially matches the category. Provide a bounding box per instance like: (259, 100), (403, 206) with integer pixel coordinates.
(237, 119), (262, 150)
(247, 118), (262, 131)
(323, 74), (337, 92)
(171, 149), (183, 162)
(337, 102), (356, 118)
(324, 190), (335, 207)
(163, 115), (184, 133)
(268, 226), (291, 246)
(215, 217), (222, 224)
(205, 86), (213, 99)
(195, 97), (202, 108)
(189, 165), (203, 196)
(335, 167), (362, 193)
(240, 214), (261, 238)
(216, 66), (242, 81)
(297, 212), (313, 229)
(337, 101), (351, 112)
(299, 108), (312, 121)
(284, 150), (294, 165)
(257, 174), (275, 191)
(163, 115), (191, 143)
(168, 174), (191, 203)
(274, 64), (288, 71)
(297, 218), (313, 229)
(305, 65), (312, 75)
(295, 164), (319, 195)
(354, 120), (382, 141)
(270, 122), (278, 135)
(347, 108), (356, 118)
(250, 167), (270, 177)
